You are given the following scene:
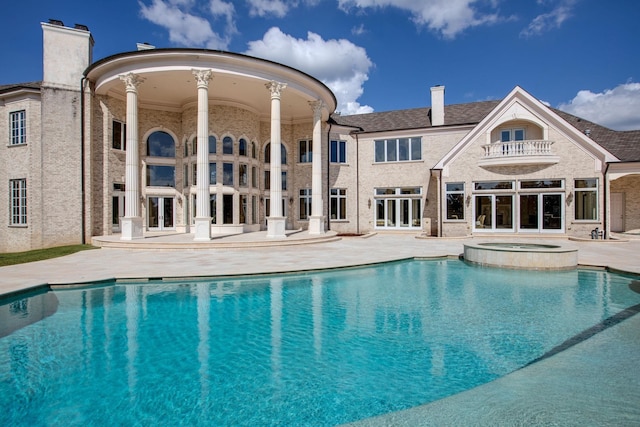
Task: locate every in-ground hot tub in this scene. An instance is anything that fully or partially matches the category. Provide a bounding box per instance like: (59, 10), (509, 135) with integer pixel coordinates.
(463, 242), (578, 270)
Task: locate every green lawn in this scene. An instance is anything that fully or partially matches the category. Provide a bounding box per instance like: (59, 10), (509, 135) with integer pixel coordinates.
(0, 245), (98, 267)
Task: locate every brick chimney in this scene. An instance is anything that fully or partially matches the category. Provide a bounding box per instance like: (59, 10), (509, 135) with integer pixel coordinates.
(430, 85), (445, 126)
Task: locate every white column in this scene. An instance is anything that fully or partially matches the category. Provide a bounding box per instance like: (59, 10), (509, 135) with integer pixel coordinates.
(266, 81), (287, 238)
(193, 69), (213, 241)
(120, 73), (144, 240)
(309, 100), (325, 234)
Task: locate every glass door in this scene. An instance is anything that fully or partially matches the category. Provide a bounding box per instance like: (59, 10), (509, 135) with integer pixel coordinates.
(518, 193), (563, 232)
(112, 193), (124, 232)
(147, 196), (174, 231)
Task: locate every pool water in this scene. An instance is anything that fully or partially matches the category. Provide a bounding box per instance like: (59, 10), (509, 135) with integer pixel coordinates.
(1, 259), (639, 426)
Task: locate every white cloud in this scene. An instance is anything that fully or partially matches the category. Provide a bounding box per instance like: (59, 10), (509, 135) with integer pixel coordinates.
(338, 0), (503, 39)
(520, 0), (576, 38)
(139, 0), (236, 49)
(558, 82), (640, 131)
(246, 0), (290, 18)
(245, 27), (374, 115)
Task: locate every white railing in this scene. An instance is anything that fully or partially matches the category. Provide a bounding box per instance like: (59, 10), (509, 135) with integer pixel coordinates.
(482, 140), (554, 158)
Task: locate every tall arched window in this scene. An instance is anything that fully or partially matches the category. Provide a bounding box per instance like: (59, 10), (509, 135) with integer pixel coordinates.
(209, 136), (216, 154)
(223, 136), (233, 155)
(251, 142), (256, 159)
(264, 143), (287, 164)
(147, 131), (175, 157)
(239, 138), (247, 156)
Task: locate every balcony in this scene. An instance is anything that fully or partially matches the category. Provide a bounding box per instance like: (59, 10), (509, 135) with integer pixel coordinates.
(478, 140), (560, 167)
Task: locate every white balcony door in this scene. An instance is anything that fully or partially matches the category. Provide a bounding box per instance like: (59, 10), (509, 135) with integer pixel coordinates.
(148, 196), (175, 231)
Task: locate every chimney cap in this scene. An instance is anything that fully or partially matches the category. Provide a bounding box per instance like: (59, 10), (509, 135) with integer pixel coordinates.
(48, 19), (64, 26)
(74, 23), (89, 31)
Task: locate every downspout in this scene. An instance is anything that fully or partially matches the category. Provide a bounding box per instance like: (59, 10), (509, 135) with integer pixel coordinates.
(603, 162), (610, 239)
(326, 123), (332, 231)
(80, 77), (87, 245)
(355, 132), (360, 235)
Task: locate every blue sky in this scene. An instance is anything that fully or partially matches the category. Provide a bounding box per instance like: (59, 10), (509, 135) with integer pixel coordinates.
(2, 0), (639, 130)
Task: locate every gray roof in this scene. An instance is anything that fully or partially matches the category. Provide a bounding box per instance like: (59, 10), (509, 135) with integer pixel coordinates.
(0, 81), (42, 95)
(331, 100), (640, 162)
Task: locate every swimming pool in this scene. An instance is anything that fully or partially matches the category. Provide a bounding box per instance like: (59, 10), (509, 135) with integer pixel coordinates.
(1, 259), (639, 426)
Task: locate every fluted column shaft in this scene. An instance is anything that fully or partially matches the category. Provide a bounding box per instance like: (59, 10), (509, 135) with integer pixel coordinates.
(309, 100), (325, 234)
(193, 69), (213, 241)
(266, 81), (287, 238)
(120, 73), (144, 240)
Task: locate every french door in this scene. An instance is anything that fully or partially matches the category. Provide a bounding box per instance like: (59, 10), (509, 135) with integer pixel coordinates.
(375, 198), (421, 229)
(519, 193), (563, 232)
(147, 196), (174, 231)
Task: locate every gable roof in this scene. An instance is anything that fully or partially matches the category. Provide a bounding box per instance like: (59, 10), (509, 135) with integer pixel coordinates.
(332, 91), (640, 162)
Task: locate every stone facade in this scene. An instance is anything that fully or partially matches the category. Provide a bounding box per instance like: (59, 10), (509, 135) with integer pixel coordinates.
(1, 21), (639, 252)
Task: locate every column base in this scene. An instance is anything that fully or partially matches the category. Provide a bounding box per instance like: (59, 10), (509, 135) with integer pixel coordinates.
(194, 217), (212, 241)
(267, 216), (287, 239)
(120, 217), (143, 240)
(308, 215), (325, 235)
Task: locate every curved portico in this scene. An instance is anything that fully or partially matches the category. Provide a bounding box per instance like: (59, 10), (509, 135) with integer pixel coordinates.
(85, 49), (336, 241)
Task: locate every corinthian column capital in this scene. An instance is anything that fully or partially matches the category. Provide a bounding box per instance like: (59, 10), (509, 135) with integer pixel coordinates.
(309, 100), (324, 120)
(119, 73), (145, 92)
(266, 81), (287, 99)
(192, 69), (214, 88)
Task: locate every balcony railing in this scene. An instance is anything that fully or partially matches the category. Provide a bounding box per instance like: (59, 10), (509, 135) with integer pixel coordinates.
(479, 140), (559, 167)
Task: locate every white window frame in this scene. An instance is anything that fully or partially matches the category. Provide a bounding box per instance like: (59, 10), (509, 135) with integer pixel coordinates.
(374, 137), (422, 163)
(10, 110), (26, 146)
(445, 182), (465, 220)
(330, 188), (347, 220)
(574, 178), (598, 221)
(10, 178), (27, 225)
(112, 120), (126, 150)
(299, 188), (312, 220)
(299, 139), (312, 163)
(500, 128), (525, 142)
(330, 140), (346, 163)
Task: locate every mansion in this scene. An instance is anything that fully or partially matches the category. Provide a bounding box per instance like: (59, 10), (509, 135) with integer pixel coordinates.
(1, 20), (639, 252)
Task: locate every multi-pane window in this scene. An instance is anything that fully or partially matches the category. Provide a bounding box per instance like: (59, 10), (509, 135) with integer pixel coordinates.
(500, 129), (525, 142)
(223, 136), (233, 155)
(299, 139), (312, 163)
(9, 179), (27, 225)
(446, 183), (464, 220)
(146, 165), (175, 187)
(208, 136), (216, 154)
(209, 163), (217, 185)
(330, 188), (347, 220)
(264, 143), (287, 164)
(223, 163), (233, 186)
(10, 110), (26, 145)
(112, 120), (126, 150)
(575, 179), (598, 220)
(264, 171), (287, 190)
(374, 137), (421, 162)
(239, 164), (248, 187)
(330, 140), (346, 163)
(147, 131), (175, 157)
(299, 188), (312, 220)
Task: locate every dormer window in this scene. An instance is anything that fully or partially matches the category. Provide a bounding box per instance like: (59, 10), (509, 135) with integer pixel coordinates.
(501, 129), (525, 142)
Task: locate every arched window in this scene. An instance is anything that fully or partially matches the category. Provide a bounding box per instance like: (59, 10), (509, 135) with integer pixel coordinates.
(239, 138), (247, 156)
(223, 136), (233, 155)
(147, 131), (175, 157)
(251, 142), (256, 159)
(264, 143), (287, 164)
(209, 136), (216, 154)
